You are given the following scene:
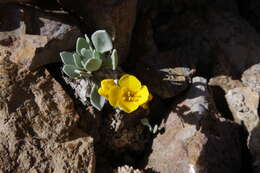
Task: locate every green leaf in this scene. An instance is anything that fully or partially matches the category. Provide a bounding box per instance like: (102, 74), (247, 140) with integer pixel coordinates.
(62, 65), (81, 78)
(76, 38), (89, 55)
(85, 34), (90, 44)
(141, 118), (153, 132)
(85, 34), (94, 51)
(84, 58), (102, 72)
(153, 124), (158, 134)
(93, 50), (100, 59)
(91, 30), (113, 53)
(111, 49), (118, 70)
(73, 53), (83, 68)
(90, 84), (106, 111)
(60, 51), (75, 65)
(101, 57), (112, 69)
(81, 48), (93, 60)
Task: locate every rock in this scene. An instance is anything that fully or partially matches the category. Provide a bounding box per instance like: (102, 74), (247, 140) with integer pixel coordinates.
(225, 87), (260, 173)
(0, 58), (79, 141)
(137, 3), (260, 82)
(114, 165), (143, 173)
(146, 77), (246, 173)
(131, 15), (195, 99)
(0, 4), (81, 71)
(242, 63), (260, 95)
(47, 129), (95, 173)
(136, 52), (195, 99)
(99, 109), (150, 153)
(244, 0), (260, 32)
(57, 0), (137, 64)
(0, 0), (32, 3)
(0, 58), (95, 172)
(207, 11), (260, 76)
(226, 87), (259, 130)
(209, 75), (244, 93)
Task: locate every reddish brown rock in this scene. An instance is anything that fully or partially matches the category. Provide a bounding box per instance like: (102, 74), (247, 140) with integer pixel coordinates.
(0, 4), (81, 71)
(146, 77), (246, 173)
(0, 58), (95, 172)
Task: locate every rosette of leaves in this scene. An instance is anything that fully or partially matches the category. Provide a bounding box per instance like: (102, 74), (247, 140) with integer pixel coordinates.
(60, 30), (118, 111)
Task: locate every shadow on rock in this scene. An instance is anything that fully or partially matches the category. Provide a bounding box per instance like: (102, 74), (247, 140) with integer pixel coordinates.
(144, 77), (251, 173)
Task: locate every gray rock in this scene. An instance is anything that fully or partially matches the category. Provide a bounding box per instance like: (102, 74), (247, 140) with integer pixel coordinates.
(146, 77), (245, 173)
(225, 87), (260, 173)
(226, 87), (259, 131)
(242, 63), (260, 95)
(209, 75), (244, 93)
(114, 165), (143, 173)
(0, 4), (81, 71)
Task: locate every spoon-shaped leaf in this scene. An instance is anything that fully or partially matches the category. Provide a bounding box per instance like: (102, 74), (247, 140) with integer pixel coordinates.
(81, 48), (93, 60)
(93, 49), (100, 59)
(111, 49), (118, 70)
(62, 65), (81, 78)
(73, 53), (83, 68)
(76, 38), (89, 54)
(83, 58), (102, 72)
(60, 51), (75, 65)
(90, 84), (106, 111)
(91, 30), (113, 53)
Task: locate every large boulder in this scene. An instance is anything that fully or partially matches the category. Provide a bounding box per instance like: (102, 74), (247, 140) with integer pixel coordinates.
(0, 4), (81, 71)
(146, 77), (246, 173)
(132, 1), (260, 100)
(0, 58), (95, 172)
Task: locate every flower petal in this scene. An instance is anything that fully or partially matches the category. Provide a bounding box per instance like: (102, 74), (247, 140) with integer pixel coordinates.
(108, 86), (121, 107)
(135, 85), (149, 105)
(119, 99), (139, 113)
(98, 79), (116, 98)
(101, 79), (116, 90)
(98, 88), (107, 98)
(119, 74), (141, 91)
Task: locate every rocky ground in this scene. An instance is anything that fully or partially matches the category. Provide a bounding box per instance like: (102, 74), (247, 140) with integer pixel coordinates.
(0, 0), (260, 173)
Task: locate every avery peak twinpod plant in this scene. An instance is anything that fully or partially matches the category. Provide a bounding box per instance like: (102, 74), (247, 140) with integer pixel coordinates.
(60, 30), (118, 111)
(98, 74), (153, 113)
(61, 30), (118, 78)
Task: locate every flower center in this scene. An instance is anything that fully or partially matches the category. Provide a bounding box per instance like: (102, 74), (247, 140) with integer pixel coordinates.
(123, 90), (139, 102)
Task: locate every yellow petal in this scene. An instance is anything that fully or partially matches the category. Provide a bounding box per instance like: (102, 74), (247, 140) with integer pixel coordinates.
(119, 74), (141, 92)
(98, 79), (116, 98)
(119, 99), (139, 113)
(135, 85), (149, 105)
(108, 86), (122, 107)
(98, 88), (107, 98)
(101, 79), (116, 90)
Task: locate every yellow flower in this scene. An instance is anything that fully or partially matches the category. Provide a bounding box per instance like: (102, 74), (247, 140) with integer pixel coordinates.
(98, 79), (116, 99)
(98, 74), (152, 113)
